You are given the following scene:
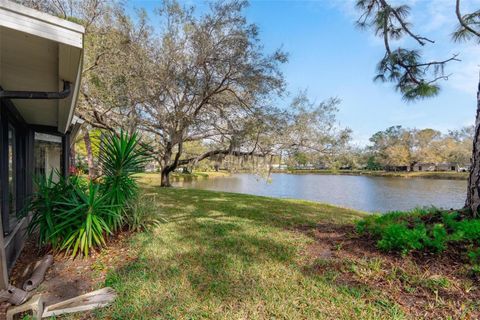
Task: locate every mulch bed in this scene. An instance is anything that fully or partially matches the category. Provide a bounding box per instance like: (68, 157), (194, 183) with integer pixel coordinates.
(295, 223), (480, 320)
(0, 231), (136, 319)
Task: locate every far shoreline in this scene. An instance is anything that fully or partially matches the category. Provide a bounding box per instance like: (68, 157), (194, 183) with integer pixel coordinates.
(269, 169), (468, 180)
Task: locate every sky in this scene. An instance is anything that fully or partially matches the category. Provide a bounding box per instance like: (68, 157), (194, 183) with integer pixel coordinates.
(128, 0), (480, 146)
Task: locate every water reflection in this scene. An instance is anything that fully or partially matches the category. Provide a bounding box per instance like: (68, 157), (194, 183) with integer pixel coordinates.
(174, 173), (466, 213)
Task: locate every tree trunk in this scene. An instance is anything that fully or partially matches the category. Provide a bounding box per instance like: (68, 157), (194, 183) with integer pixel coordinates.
(97, 132), (105, 177)
(70, 143), (76, 174)
(465, 78), (480, 216)
(83, 130), (95, 180)
(160, 138), (184, 187)
(160, 168), (171, 187)
(160, 141), (173, 187)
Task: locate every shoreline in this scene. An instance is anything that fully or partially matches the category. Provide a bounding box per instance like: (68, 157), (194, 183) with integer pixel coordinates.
(270, 169), (468, 180)
(135, 171), (231, 185)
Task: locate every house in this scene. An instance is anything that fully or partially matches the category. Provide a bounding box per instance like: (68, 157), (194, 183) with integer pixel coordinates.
(0, 0), (84, 289)
(412, 162), (436, 172)
(270, 164), (288, 170)
(436, 162), (458, 172)
(384, 165), (409, 172)
(457, 164), (471, 172)
(144, 161), (160, 172)
(412, 162), (469, 172)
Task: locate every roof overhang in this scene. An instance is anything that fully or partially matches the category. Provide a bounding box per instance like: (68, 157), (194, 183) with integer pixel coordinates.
(0, 0), (84, 134)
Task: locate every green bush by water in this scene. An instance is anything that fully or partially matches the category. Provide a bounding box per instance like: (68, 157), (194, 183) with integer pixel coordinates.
(357, 208), (480, 257)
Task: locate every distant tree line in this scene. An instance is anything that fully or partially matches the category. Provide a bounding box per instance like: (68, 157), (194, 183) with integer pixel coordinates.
(281, 125), (473, 172)
(365, 126), (473, 171)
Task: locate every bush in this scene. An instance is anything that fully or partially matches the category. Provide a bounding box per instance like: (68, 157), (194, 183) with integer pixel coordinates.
(125, 193), (165, 232)
(377, 223), (427, 254)
(25, 172), (74, 248)
(25, 131), (149, 257)
(99, 131), (148, 231)
(24, 174), (114, 256)
(357, 208), (480, 256)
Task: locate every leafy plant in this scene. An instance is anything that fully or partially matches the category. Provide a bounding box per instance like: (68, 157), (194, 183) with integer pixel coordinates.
(23, 171), (71, 248)
(26, 131), (150, 257)
(377, 223), (427, 254)
(58, 183), (115, 257)
(124, 193), (164, 232)
(357, 208), (480, 255)
(99, 130), (148, 231)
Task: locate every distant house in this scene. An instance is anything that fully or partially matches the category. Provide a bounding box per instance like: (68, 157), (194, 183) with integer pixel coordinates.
(385, 165), (409, 172)
(457, 164), (471, 172)
(412, 162), (470, 172)
(144, 161), (160, 172)
(412, 163), (436, 172)
(271, 164), (288, 170)
(293, 164), (315, 170)
(436, 162), (458, 172)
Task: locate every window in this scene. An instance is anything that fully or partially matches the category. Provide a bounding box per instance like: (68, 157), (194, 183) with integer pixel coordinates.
(6, 125), (16, 234)
(34, 133), (62, 181)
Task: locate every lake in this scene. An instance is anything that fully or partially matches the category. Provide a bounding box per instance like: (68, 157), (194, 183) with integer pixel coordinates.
(174, 173), (466, 213)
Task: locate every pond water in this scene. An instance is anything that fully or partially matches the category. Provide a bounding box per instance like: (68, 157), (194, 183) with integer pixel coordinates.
(174, 173), (467, 213)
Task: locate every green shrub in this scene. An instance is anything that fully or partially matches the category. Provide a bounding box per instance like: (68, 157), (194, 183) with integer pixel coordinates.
(125, 193), (165, 232)
(450, 220), (480, 242)
(58, 183), (115, 256)
(377, 223), (427, 254)
(467, 247), (480, 264)
(357, 208), (480, 256)
(26, 131), (149, 257)
(99, 130), (148, 231)
(424, 224), (447, 252)
(24, 171), (73, 248)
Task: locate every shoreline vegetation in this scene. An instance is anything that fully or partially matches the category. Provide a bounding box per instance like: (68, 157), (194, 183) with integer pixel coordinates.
(271, 169), (468, 180)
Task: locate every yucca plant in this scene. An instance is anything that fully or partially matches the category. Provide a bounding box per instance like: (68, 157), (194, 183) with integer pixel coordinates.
(26, 131), (148, 258)
(23, 171), (71, 248)
(98, 130), (148, 230)
(58, 183), (115, 257)
(125, 193), (165, 232)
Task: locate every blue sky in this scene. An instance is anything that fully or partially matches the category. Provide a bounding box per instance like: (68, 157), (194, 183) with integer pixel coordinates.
(128, 0), (480, 145)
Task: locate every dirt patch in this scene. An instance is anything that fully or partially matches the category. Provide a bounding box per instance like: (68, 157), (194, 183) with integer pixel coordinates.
(296, 223), (480, 320)
(0, 231), (136, 319)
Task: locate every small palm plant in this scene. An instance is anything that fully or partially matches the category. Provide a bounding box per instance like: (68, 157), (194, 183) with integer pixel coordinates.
(24, 171), (71, 249)
(59, 183), (114, 257)
(99, 130), (148, 231)
(26, 130), (149, 257)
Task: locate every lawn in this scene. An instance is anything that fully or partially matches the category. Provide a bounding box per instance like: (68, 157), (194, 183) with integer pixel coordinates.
(48, 172), (478, 320)
(82, 183), (419, 320)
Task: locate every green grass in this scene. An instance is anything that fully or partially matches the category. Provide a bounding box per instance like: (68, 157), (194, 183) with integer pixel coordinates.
(80, 186), (412, 320)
